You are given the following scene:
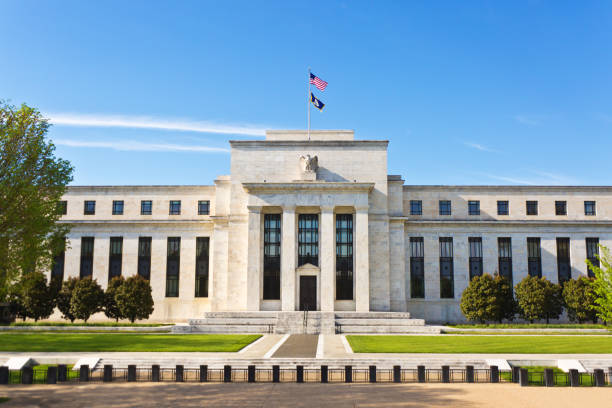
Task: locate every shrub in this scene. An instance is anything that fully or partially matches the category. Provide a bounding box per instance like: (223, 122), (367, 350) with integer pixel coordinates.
(515, 276), (563, 323)
(460, 274), (515, 323)
(586, 245), (612, 324)
(115, 276), (154, 323)
(19, 272), (54, 321)
(56, 277), (79, 322)
(6, 280), (27, 321)
(104, 276), (125, 322)
(69, 278), (104, 322)
(562, 277), (598, 323)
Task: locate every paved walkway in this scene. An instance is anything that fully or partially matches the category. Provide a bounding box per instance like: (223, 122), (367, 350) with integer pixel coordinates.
(272, 335), (318, 358)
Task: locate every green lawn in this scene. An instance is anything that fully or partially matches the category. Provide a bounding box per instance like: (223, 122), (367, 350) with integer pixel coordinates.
(347, 335), (612, 354)
(4, 322), (170, 327)
(448, 323), (608, 329)
(448, 331), (611, 335)
(0, 333), (261, 352)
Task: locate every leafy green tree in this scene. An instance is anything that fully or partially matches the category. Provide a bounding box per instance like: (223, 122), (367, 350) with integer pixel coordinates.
(460, 274), (515, 323)
(6, 279), (26, 321)
(19, 272), (54, 321)
(515, 276), (563, 323)
(104, 276), (125, 322)
(562, 277), (598, 323)
(0, 101), (73, 300)
(56, 277), (78, 322)
(115, 276), (154, 323)
(586, 245), (612, 324)
(69, 278), (104, 322)
(494, 275), (516, 323)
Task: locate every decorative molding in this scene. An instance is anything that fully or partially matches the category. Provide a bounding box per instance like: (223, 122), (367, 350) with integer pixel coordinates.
(242, 182), (374, 194)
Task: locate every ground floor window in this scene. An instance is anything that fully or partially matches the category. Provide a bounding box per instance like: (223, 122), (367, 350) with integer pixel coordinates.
(263, 214), (281, 300)
(556, 238), (571, 283)
(468, 237), (483, 280)
(586, 237), (599, 278)
(108, 237), (123, 280)
(498, 237), (513, 286)
(137, 237), (152, 279)
(527, 237), (542, 278)
(79, 237), (94, 278)
(51, 238), (66, 283)
(195, 237), (210, 297)
(166, 237), (180, 297)
(410, 237), (424, 298)
(335, 214), (353, 300)
(298, 214), (318, 266)
(439, 237), (454, 298)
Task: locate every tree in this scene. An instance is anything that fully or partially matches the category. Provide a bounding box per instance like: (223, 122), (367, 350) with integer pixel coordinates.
(460, 274), (515, 323)
(562, 277), (598, 323)
(586, 245), (612, 324)
(115, 276), (154, 323)
(69, 278), (104, 322)
(6, 279), (26, 321)
(515, 276), (563, 323)
(494, 275), (516, 323)
(56, 277), (79, 322)
(0, 101), (73, 301)
(104, 276), (125, 322)
(19, 272), (54, 321)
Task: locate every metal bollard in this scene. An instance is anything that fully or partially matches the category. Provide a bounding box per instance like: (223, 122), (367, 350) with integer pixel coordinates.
(594, 369), (605, 387)
(200, 365), (208, 382)
(272, 365), (280, 383)
(47, 366), (57, 384)
(128, 365), (137, 382)
(369, 365), (376, 383)
(79, 365), (89, 382)
(0, 367), (8, 385)
(21, 367), (33, 384)
(519, 368), (528, 387)
(58, 364), (67, 382)
(442, 365), (450, 383)
(512, 366), (520, 383)
(544, 368), (554, 387)
(345, 365), (352, 383)
(417, 365), (425, 383)
(248, 365), (256, 383)
(151, 365), (160, 382)
(103, 365), (113, 382)
(569, 369), (580, 387)
(175, 365), (184, 382)
(296, 365), (304, 383)
(224, 365), (232, 383)
(466, 365), (474, 383)
(321, 365), (328, 383)
(490, 365), (499, 383)
(393, 365), (401, 383)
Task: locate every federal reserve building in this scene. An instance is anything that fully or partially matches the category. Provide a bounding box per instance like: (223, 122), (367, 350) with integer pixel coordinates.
(51, 130), (612, 327)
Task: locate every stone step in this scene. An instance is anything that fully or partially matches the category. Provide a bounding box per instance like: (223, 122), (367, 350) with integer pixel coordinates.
(337, 325), (441, 334)
(334, 312), (412, 319)
(188, 318), (277, 325)
(203, 311), (280, 318)
(182, 325), (272, 334)
(335, 318), (425, 326)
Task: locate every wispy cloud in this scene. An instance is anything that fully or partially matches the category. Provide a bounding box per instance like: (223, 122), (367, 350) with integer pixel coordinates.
(463, 142), (498, 153)
(54, 139), (229, 153)
(46, 112), (267, 136)
(485, 170), (578, 186)
(514, 114), (551, 126)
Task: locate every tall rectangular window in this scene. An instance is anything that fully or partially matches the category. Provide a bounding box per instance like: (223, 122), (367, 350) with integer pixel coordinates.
(80, 237), (94, 278)
(141, 200), (152, 215)
(336, 214), (353, 300)
(51, 238), (66, 282)
(498, 237), (513, 285)
(112, 200), (124, 215)
(497, 200), (509, 215)
(108, 237), (123, 280)
(439, 238), (454, 298)
(198, 200), (210, 215)
(195, 237), (210, 297)
(586, 238), (599, 278)
(410, 237), (424, 298)
(527, 237), (542, 277)
(263, 214), (281, 300)
(557, 238), (571, 284)
(298, 214), (318, 266)
(468, 201), (480, 215)
(410, 200), (422, 215)
(84, 200), (96, 215)
(58, 201), (67, 215)
(468, 237), (483, 280)
(169, 200), (181, 215)
(555, 201), (567, 216)
(584, 201), (596, 216)
(166, 237), (180, 297)
(526, 201), (538, 215)
(137, 237), (152, 279)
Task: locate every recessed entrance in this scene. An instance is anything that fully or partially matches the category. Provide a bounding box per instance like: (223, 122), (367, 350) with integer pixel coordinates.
(299, 276), (317, 311)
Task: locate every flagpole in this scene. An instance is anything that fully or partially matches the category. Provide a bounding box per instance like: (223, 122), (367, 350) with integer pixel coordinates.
(307, 67), (311, 141)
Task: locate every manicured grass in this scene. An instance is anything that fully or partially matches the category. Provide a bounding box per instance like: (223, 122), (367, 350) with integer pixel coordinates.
(448, 331), (611, 335)
(4, 322), (170, 327)
(346, 335), (612, 354)
(449, 323), (607, 329)
(0, 333), (261, 352)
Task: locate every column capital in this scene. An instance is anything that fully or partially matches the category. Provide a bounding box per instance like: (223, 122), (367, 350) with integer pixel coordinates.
(355, 205), (369, 213)
(247, 205), (262, 214)
(320, 205), (334, 213)
(283, 205), (296, 213)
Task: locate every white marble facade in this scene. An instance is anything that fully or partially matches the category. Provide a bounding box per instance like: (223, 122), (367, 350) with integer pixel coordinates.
(51, 130), (612, 323)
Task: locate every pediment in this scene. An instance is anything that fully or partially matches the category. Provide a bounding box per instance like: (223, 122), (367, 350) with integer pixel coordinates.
(296, 263), (320, 273)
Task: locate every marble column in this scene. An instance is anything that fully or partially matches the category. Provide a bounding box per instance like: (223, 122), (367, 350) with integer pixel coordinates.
(246, 206), (261, 311)
(320, 206), (335, 311)
(355, 206), (370, 311)
(281, 206), (296, 311)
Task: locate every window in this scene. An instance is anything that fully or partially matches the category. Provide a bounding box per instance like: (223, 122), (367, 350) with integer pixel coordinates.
(497, 200), (509, 215)
(198, 200), (210, 215)
(84, 200), (96, 215)
(57, 201), (67, 215)
(141, 200), (152, 215)
(166, 237), (180, 297)
(439, 200), (451, 216)
(336, 214), (353, 300)
(526, 201), (538, 215)
(137, 237), (152, 280)
(557, 238), (571, 284)
(169, 200), (181, 215)
(468, 201), (480, 216)
(112, 200), (124, 215)
(439, 238), (454, 298)
(410, 200), (422, 215)
(263, 214), (281, 300)
(51, 238), (66, 283)
(527, 237), (542, 278)
(108, 237), (123, 280)
(586, 238), (599, 278)
(584, 201), (596, 216)
(555, 201), (567, 216)
(80, 237), (94, 278)
(410, 237), (424, 298)
(498, 237), (512, 285)
(298, 214), (318, 266)
(195, 237), (210, 297)
(468, 237), (483, 280)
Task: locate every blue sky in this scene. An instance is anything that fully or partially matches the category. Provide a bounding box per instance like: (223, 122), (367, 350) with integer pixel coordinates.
(2, 1), (612, 186)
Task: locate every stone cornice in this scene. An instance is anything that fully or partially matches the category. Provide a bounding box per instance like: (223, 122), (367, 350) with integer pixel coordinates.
(402, 185), (612, 193)
(400, 219), (612, 227)
(58, 219), (213, 225)
(230, 140), (388, 148)
(242, 182), (375, 194)
(65, 185), (215, 193)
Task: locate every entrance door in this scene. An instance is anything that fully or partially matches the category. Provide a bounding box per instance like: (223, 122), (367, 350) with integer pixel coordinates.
(299, 276), (317, 311)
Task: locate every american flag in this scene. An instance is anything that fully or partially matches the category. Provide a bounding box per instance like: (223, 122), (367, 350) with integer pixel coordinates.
(310, 72), (328, 91)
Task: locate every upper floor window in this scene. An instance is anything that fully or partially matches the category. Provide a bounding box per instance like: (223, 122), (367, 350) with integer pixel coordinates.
(112, 200), (124, 215)
(526, 201), (538, 216)
(497, 200), (509, 215)
(468, 201), (480, 216)
(84, 200), (96, 215)
(439, 200), (451, 216)
(198, 200), (210, 215)
(57, 200), (67, 215)
(555, 201), (567, 216)
(410, 200), (422, 215)
(584, 201), (596, 216)
(141, 200), (152, 215)
(169, 200), (181, 215)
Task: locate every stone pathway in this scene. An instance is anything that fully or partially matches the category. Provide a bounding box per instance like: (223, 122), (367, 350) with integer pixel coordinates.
(272, 335), (319, 358)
